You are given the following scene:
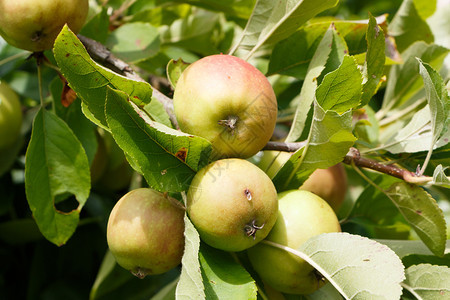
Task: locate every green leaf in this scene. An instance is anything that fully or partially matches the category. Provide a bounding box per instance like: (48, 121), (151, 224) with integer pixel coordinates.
(106, 22), (160, 63)
(402, 264), (450, 299)
(79, 6), (110, 44)
(199, 244), (257, 300)
(417, 59), (450, 170)
(105, 87), (211, 192)
(176, 214), (206, 299)
(285, 25), (346, 142)
(53, 25), (153, 129)
(51, 78), (97, 165)
(24, 108), (90, 246)
(267, 15), (387, 79)
(385, 182), (447, 257)
(360, 13), (386, 107)
(171, 0), (255, 19)
(376, 240), (450, 259)
(432, 165), (450, 188)
(273, 104), (356, 191)
(316, 55), (363, 113)
(380, 41), (448, 116)
(266, 232), (405, 299)
(230, 0), (338, 59)
(166, 58), (190, 89)
(151, 278), (178, 300)
(388, 0), (434, 53)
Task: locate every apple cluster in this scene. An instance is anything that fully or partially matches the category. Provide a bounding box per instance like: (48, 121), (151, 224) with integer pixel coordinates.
(106, 55), (345, 295)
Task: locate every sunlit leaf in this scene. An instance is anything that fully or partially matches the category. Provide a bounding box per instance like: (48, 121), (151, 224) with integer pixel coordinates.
(166, 58), (190, 89)
(402, 264), (450, 299)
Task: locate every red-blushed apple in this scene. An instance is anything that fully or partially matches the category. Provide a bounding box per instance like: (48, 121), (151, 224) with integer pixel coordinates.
(0, 81), (22, 150)
(107, 188), (185, 278)
(247, 190), (341, 295)
(0, 0), (89, 52)
(187, 158), (278, 252)
(173, 54), (278, 159)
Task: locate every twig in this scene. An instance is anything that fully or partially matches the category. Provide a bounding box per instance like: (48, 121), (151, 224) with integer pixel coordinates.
(76, 34), (179, 129)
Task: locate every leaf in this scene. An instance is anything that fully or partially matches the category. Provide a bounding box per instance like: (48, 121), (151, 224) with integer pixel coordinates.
(199, 244), (257, 300)
(53, 25), (153, 129)
(376, 240), (450, 259)
(432, 165), (450, 188)
(388, 0), (434, 53)
(380, 41), (448, 117)
(230, 0), (338, 58)
(176, 214), (205, 300)
(417, 59), (450, 167)
(360, 13), (386, 107)
(266, 232), (405, 299)
(273, 104), (356, 191)
(402, 264), (450, 299)
(285, 25), (347, 142)
(166, 58), (190, 89)
(105, 87), (211, 192)
(79, 6), (110, 44)
(171, 0), (255, 19)
(106, 22), (160, 63)
(151, 278), (178, 300)
(24, 108), (90, 246)
(385, 182), (447, 257)
(267, 15), (388, 79)
(316, 55), (363, 113)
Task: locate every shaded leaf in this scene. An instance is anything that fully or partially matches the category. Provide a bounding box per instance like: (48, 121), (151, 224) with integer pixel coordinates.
(176, 214), (205, 299)
(25, 108), (90, 246)
(388, 0), (434, 53)
(166, 58), (190, 89)
(402, 264), (450, 299)
(53, 25), (153, 129)
(432, 165), (450, 188)
(199, 244), (257, 300)
(376, 240), (450, 259)
(385, 182), (446, 257)
(171, 0), (255, 19)
(105, 87), (211, 192)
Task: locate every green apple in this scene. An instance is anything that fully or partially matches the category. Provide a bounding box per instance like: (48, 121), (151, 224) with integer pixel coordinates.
(0, 0), (89, 52)
(0, 81), (22, 150)
(173, 54), (278, 159)
(107, 188), (185, 278)
(299, 163), (348, 212)
(187, 158), (278, 252)
(247, 190), (341, 295)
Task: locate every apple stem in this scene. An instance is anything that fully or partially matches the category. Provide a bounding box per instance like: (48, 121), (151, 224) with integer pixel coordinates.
(245, 219), (265, 240)
(131, 267), (149, 279)
(218, 115), (239, 133)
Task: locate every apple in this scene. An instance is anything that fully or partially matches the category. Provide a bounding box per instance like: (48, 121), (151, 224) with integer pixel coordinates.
(258, 151), (347, 211)
(107, 188), (185, 278)
(186, 158), (278, 252)
(0, 81), (22, 150)
(299, 163), (347, 212)
(173, 54), (278, 159)
(247, 190), (341, 295)
(0, 0), (89, 52)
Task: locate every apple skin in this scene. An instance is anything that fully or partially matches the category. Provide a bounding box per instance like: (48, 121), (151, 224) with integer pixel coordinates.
(0, 81), (22, 150)
(187, 158), (278, 252)
(107, 188), (185, 278)
(173, 54), (278, 159)
(299, 163), (347, 212)
(247, 190), (341, 295)
(0, 0), (89, 52)
(258, 151), (347, 211)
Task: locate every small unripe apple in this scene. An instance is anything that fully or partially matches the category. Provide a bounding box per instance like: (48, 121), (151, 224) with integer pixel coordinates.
(173, 54), (278, 159)
(247, 190), (341, 295)
(187, 158), (278, 252)
(107, 188), (185, 278)
(0, 0), (89, 52)
(0, 81), (22, 150)
(299, 163), (347, 212)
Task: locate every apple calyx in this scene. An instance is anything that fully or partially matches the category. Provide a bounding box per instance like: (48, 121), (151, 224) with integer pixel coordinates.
(245, 219), (265, 239)
(131, 267), (150, 279)
(218, 115), (239, 133)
